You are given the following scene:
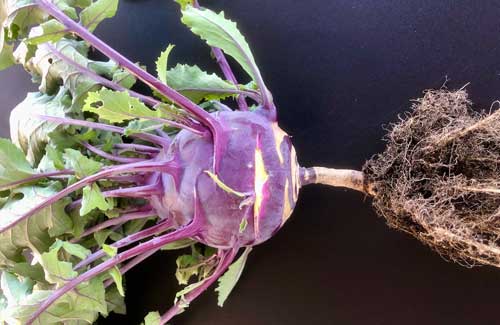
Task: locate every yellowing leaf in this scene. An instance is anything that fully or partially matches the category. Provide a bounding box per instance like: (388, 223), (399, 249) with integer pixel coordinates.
(143, 311), (161, 325)
(204, 170), (246, 198)
(83, 89), (160, 123)
(174, 0), (192, 10)
(102, 244), (118, 257)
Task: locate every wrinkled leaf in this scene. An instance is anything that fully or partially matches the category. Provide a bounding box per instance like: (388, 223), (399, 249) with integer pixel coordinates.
(10, 90), (68, 165)
(2, 1), (47, 41)
(22, 38), (117, 109)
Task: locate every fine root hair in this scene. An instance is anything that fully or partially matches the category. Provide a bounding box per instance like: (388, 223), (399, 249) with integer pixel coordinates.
(364, 89), (500, 267)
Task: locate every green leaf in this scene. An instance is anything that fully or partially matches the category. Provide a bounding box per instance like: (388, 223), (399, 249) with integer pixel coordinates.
(124, 119), (163, 136)
(53, 0), (78, 20)
(49, 239), (91, 260)
(174, 280), (203, 308)
(4, 278), (107, 324)
(83, 88), (160, 123)
(80, 184), (113, 216)
(173, 0), (192, 10)
(37, 241), (107, 321)
(72, 0), (93, 8)
(102, 243), (118, 257)
(94, 228), (114, 246)
(167, 64), (237, 103)
(40, 251), (77, 285)
(10, 90), (68, 165)
(108, 266), (124, 296)
(215, 247), (252, 307)
(10, 262), (46, 283)
(63, 148), (102, 178)
(26, 19), (66, 45)
(80, 0), (119, 32)
(47, 145), (65, 170)
(143, 311), (161, 325)
(156, 43), (175, 84)
(0, 43), (15, 71)
(161, 238), (195, 251)
(174, 245), (217, 287)
(112, 66), (136, 89)
(175, 254), (200, 285)
(105, 286), (126, 315)
(0, 138), (35, 189)
(239, 218), (248, 233)
(0, 272), (33, 306)
(181, 6), (261, 82)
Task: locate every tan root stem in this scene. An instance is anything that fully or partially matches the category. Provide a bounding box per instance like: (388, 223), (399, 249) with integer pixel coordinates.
(300, 167), (375, 195)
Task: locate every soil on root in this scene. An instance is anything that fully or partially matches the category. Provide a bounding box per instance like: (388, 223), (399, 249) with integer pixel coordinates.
(364, 89), (500, 268)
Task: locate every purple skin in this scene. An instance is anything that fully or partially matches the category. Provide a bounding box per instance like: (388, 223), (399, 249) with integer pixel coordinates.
(152, 109), (300, 248)
(5, 1), (296, 323)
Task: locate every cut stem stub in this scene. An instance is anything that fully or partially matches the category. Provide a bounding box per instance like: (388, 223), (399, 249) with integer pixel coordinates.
(301, 167), (375, 196)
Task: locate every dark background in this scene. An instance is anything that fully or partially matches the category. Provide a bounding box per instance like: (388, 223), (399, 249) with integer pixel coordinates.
(1, 0), (500, 324)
